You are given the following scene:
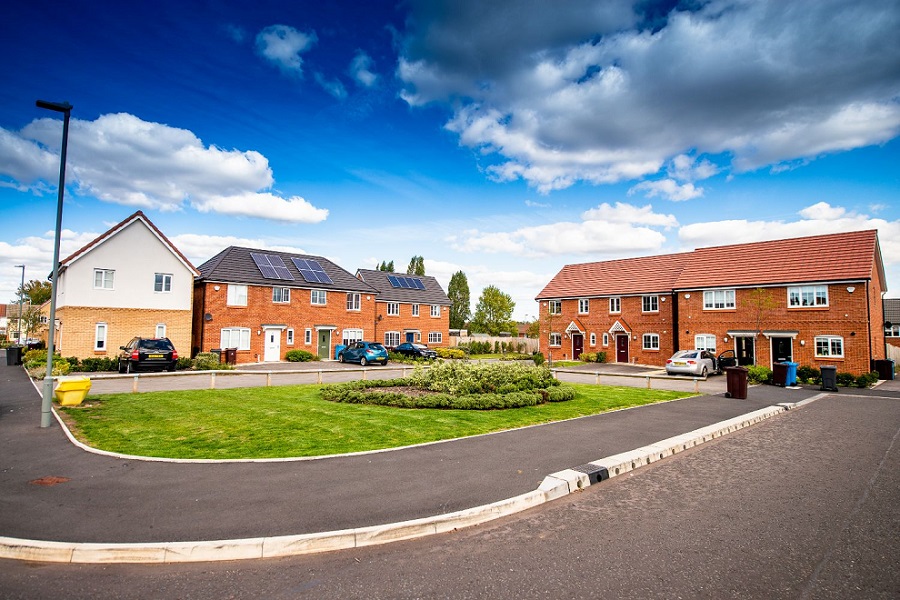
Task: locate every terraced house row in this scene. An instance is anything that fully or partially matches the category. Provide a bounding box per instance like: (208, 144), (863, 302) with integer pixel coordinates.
(536, 230), (889, 375)
(42, 211), (451, 365)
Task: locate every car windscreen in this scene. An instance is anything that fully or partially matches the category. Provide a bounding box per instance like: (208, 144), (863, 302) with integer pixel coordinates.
(369, 344), (386, 351)
(140, 340), (174, 351)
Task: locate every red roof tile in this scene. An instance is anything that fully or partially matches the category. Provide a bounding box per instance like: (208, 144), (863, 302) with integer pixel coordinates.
(537, 252), (691, 298)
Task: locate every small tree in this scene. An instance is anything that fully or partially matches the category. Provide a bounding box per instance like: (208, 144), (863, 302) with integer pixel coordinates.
(406, 255), (425, 276)
(377, 260), (395, 272)
(470, 286), (516, 336)
(448, 270), (471, 329)
(15, 279), (52, 305)
(743, 288), (778, 336)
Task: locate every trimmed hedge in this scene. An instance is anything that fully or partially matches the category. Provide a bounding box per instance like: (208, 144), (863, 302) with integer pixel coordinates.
(286, 349), (318, 362)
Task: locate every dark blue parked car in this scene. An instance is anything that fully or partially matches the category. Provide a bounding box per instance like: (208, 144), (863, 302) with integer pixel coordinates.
(338, 341), (388, 366)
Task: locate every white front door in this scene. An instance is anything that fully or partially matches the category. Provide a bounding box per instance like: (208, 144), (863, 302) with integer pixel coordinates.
(264, 329), (281, 362)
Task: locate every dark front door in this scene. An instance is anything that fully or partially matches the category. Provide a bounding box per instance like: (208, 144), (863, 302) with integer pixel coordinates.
(736, 336), (755, 366)
(572, 334), (583, 360)
(406, 332), (415, 343)
(771, 337), (792, 364)
(616, 335), (629, 363)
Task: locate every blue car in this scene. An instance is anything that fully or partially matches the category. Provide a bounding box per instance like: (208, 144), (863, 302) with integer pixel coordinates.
(338, 341), (389, 366)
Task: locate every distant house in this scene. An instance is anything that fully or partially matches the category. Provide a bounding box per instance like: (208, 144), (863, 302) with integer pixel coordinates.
(885, 298), (900, 351)
(51, 211), (198, 359)
(537, 230), (887, 375)
(193, 247), (378, 363)
(355, 269), (452, 348)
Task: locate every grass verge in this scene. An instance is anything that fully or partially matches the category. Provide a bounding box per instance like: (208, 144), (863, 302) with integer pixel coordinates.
(57, 383), (692, 460)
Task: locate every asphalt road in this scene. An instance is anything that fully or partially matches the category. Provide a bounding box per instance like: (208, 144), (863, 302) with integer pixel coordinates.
(2, 391), (898, 599)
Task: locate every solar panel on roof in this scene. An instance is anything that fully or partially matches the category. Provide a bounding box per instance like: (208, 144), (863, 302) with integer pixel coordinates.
(387, 275), (401, 288)
(268, 255), (295, 280)
(291, 257), (334, 285)
(413, 278), (425, 290)
(251, 252), (280, 279)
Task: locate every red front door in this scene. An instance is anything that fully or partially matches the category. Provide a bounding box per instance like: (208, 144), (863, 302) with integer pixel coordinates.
(572, 334), (583, 360)
(616, 335), (629, 363)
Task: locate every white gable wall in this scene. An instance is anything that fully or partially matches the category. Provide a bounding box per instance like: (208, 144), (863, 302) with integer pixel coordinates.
(57, 219), (193, 311)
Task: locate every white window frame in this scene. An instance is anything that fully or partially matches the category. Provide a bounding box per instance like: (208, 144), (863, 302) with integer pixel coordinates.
(788, 285), (829, 308)
(94, 269), (114, 290)
(703, 289), (735, 310)
(221, 327), (251, 351)
(431, 304), (441, 318)
(346, 293), (361, 311)
(578, 299), (589, 314)
(549, 332), (562, 347)
(602, 333), (609, 347)
(305, 328), (312, 345)
(643, 333), (660, 350)
(154, 273), (172, 293)
(428, 332), (443, 344)
(642, 295), (659, 313)
(609, 297), (621, 314)
(548, 300), (562, 315)
(310, 290), (327, 305)
(411, 304), (420, 317)
(385, 331), (400, 347)
(590, 333), (596, 347)
(387, 302), (400, 316)
(227, 284), (247, 307)
(272, 287), (290, 303)
(695, 334), (716, 352)
(94, 322), (107, 351)
(815, 335), (844, 358)
(287, 328), (295, 345)
(155, 323), (166, 338)
(343, 328), (364, 345)
(888, 325), (900, 337)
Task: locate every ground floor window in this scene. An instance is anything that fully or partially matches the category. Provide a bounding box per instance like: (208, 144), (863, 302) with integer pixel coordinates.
(428, 332), (442, 344)
(695, 334), (716, 352)
(385, 331), (400, 347)
(590, 333), (596, 347)
(95, 323), (107, 351)
(815, 335), (843, 358)
(343, 328), (364, 345)
(287, 328), (294, 345)
(643, 333), (659, 350)
(549, 332), (561, 347)
(155, 323), (166, 338)
(305, 328), (312, 345)
(602, 333), (609, 347)
(221, 327), (251, 350)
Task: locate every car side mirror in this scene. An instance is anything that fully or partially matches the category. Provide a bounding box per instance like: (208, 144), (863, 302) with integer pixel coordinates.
(119, 346), (127, 350)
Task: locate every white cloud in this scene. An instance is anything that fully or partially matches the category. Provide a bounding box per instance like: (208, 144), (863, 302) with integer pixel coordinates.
(255, 25), (317, 77)
(398, 0), (900, 191)
(525, 200), (550, 208)
(581, 202), (678, 227)
(314, 73), (348, 99)
(0, 113), (329, 224)
(628, 179), (703, 202)
(350, 51), (378, 87)
(170, 233), (307, 267)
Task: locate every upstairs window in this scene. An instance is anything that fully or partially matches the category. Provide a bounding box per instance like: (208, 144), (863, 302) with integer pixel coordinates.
(272, 287), (290, 303)
(695, 334), (716, 352)
(346, 293), (360, 311)
(703, 289), (735, 310)
(548, 300), (562, 315)
(578, 299), (589, 314)
(154, 273), (172, 293)
(642, 295), (659, 313)
(94, 269), (115, 290)
(411, 303), (419, 317)
(311, 290), (327, 305)
(788, 285), (828, 308)
(609, 297), (621, 313)
(387, 302), (400, 316)
(226, 284), (247, 306)
(431, 304), (441, 317)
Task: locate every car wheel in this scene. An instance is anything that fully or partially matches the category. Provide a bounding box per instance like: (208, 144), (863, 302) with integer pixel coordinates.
(381, 360), (388, 366)
(360, 357), (368, 366)
(338, 353), (345, 363)
(167, 362), (176, 372)
(701, 366), (708, 377)
(117, 360), (126, 374)
(125, 361), (133, 374)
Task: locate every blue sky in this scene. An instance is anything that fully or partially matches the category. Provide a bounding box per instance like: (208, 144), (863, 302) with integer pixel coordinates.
(1, 0), (899, 321)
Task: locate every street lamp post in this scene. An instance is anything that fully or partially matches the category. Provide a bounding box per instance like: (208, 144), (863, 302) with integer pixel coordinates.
(15, 264), (25, 344)
(36, 99), (72, 429)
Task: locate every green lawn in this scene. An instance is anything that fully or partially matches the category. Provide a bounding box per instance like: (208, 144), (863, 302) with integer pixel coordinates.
(57, 383), (692, 459)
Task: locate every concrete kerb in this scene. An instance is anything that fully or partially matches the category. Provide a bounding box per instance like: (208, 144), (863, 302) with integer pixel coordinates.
(1, 394), (819, 564)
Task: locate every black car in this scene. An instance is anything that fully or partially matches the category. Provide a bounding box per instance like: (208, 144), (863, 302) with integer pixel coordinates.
(393, 342), (438, 359)
(118, 337), (178, 373)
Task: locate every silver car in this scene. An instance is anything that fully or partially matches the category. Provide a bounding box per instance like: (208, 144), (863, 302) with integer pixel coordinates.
(665, 350), (717, 377)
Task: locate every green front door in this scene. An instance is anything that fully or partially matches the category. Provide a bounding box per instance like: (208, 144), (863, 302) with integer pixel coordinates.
(317, 329), (331, 359)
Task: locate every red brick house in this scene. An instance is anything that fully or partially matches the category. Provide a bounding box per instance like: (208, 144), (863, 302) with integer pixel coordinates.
(193, 247), (378, 363)
(537, 230), (887, 375)
(884, 298), (900, 352)
(355, 269), (451, 348)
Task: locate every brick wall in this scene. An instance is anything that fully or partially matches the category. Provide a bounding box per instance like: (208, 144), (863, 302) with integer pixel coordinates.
(55, 306), (192, 360)
(374, 300), (450, 348)
(193, 283), (377, 363)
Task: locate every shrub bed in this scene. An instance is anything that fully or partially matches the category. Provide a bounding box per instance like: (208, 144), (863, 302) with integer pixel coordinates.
(286, 349), (318, 362)
(321, 362), (573, 410)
